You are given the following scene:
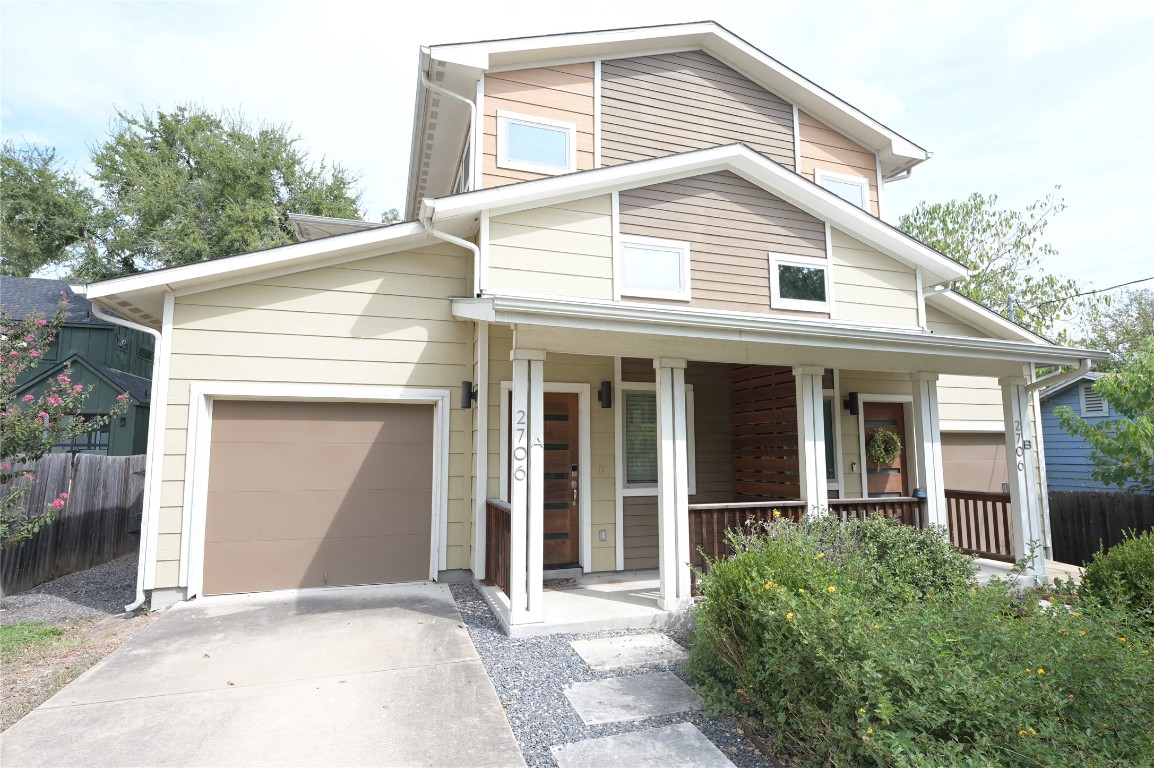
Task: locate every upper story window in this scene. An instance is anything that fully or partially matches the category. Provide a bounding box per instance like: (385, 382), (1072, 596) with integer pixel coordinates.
(1080, 383), (1109, 417)
(815, 169), (869, 210)
(769, 254), (830, 312)
(619, 235), (691, 301)
(496, 110), (576, 175)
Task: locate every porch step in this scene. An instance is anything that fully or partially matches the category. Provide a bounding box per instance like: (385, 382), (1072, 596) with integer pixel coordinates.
(570, 633), (688, 671)
(563, 671), (702, 725)
(543, 565), (583, 580)
(551, 723), (735, 768)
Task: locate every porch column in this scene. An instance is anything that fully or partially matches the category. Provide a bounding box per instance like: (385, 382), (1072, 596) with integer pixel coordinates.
(999, 376), (1046, 580)
(654, 357), (692, 611)
(793, 366), (828, 513)
(909, 373), (946, 529)
(509, 348), (546, 624)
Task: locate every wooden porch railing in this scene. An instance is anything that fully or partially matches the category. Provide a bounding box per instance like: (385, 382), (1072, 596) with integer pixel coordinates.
(828, 497), (925, 528)
(485, 499), (511, 596)
(945, 489), (1014, 562)
(688, 501), (807, 592)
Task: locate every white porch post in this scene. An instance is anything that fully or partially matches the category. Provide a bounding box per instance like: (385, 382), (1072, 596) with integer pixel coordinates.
(654, 358), (692, 611)
(793, 366), (828, 514)
(509, 348), (546, 624)
(910, 373), (946, 529)
(999, 376), (1046, 580)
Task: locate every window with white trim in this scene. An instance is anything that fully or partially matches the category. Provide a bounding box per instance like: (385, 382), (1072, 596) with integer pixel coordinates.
(1080, 383), (1109, 417)
(769, 254), (830, 312)
(620, 235), (691, 301)
(621, 384), (696, 494)
(815, 169), (870, 210)
(496, 110), (576, 175)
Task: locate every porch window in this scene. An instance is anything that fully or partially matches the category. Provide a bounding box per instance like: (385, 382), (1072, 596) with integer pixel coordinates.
(621, 385), (696, 493)
(823, 398), (836, 481)
(496, 110), (576, 175)
(770, 254), (830, 312)
(619, 236), (691, 301)
(815, 169), (869, 210)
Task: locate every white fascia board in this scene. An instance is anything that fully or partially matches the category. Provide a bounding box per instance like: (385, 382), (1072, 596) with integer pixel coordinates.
(451, 294), (1109, 366)
(78, 221), (431, 301)
(432, 144), (967, 283)
(926, 290), (1056, 345)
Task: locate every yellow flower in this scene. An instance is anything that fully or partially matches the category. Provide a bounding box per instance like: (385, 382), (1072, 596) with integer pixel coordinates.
(871, 624), (880, 630)
(1079, 630), (1086, 636)
(858, 708), (866, 714)
(798, 588), (806, 594)
(1037, 668), (1045, 675)
(764, 581), (774, 590)
(816, 552), (826, 559)
(1018, 729), (1027, 736)
(1073, 611), (1081, 617)
(827, 586), (837, 594)
(785, 612), (795, 621)
(1119, 636), (1127, 643)
(866, 727), (874, 735)
(772, 509), (781, 518)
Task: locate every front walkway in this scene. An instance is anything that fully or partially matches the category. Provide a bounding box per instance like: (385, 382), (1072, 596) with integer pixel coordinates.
(0, 583), (524, 768)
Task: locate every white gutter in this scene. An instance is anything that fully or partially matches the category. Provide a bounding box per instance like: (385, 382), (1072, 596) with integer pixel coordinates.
(419, 198), (483, 297)
(84, 299), (163, 612)
(1026, 358), (1093, 395)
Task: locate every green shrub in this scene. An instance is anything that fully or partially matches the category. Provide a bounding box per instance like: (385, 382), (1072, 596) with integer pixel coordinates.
(689, 517), (1154, 767)
(1080, 529), (1154, 626)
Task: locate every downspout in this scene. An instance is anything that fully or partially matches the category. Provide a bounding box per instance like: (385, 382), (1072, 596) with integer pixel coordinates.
(420, 66), (477, 194)
(1025, 358), (1092, 394)
(85, 300), (164, 612)
(419, 198), (483, 297)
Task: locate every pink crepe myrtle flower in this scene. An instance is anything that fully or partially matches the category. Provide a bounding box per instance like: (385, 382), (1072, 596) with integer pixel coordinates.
(74, 384), (84, 392)
(22, 394), (34, 402)
(50, 498), (65, 509)
(59, 492), (69, 499)
(56, 375), (71, 384)
(29, 350), (40, 357)
(24, 336), (34, 343)
(37, 319), (47, 326)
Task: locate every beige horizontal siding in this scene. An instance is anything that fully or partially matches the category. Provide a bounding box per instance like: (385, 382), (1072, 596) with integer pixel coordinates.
(619, 171), (826, 314)
(798, 110), (880, 216)
(153, 243), (475, 588)
(601, 51), (795, 169)
(926, 305), (987, 337)
(488, 194), (614, 300)
(482, 63), (595, 188)
(831, 228), (919, 326)
(938, 374), (1005, 429)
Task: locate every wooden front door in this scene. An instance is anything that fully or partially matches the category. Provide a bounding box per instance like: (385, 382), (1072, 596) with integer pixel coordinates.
(543, 392), (580, 566)
(864, 402), (908, 498)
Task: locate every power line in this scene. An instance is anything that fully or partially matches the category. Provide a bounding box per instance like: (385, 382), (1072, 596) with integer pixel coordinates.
(1032, 276), (1154, 309)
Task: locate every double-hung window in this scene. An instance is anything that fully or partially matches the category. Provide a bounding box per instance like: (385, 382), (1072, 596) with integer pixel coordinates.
(815, 169), (870, 210)
(619, 235), (691, 301)
(621, 384), (696, 494)
(496, 110), (576, 175)
(769, 254), (830, 312)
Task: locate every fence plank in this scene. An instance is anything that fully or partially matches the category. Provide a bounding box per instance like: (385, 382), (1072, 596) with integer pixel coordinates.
(1, 454), (145, 596)
(1048, 491), (1154, 566)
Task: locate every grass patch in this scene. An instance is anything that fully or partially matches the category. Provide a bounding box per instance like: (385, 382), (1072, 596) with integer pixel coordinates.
(0, 622), (67, 657)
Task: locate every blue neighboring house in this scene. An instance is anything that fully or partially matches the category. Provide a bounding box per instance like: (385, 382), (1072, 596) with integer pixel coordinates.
(1039, 373), (1122, 493)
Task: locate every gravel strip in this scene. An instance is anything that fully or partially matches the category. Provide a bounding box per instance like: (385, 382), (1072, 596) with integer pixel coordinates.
(450, 583), (770, 768)
(0, 553), (139, 625)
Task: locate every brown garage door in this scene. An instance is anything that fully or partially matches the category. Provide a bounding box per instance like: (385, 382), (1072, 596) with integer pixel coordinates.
(941, 432), (1008, 493)
(203, 400), (434, 595)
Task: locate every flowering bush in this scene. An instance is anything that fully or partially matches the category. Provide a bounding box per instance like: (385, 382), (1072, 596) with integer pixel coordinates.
(689, 516), (1154, 767)
(1, 299), (129, 548)
(1080, 529), (1154, 627)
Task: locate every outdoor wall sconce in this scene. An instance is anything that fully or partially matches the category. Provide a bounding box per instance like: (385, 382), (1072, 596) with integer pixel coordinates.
(843, 391), (860, 416)
(597, 380), (613, 409)
(460, 381), (478, 409)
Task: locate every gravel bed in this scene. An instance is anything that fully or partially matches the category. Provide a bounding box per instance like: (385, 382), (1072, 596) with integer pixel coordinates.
(0, 553), (139, 625)
(450, 582), (770, 768)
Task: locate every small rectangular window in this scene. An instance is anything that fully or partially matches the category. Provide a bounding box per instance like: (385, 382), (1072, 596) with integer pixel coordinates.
(816, 169), (869, 210)
(620, 236), (691, 301)
(621, 385), (697, 493)
(496, 110), (576, 175)
(1080, 383), (1109, 417)
(770, 254), (830, 312)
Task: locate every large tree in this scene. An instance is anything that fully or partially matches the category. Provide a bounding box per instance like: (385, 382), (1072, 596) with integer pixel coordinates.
(1078, 288), (1154, 370)
(898, 187), (1095, 341)
(0, 142), (97, 277)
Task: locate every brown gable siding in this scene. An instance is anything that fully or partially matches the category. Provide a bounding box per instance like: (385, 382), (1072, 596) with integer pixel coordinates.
(797, 109), (880, 216)
(618, 171), (827, 315)
(482, 63), (595, 188)
(601, 51), (795, 169)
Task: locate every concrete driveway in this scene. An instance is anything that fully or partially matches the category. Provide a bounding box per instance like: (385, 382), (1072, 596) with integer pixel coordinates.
(1, 583), (525, 767)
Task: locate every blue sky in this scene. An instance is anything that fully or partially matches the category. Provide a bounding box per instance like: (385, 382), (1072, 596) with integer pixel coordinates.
(3, 0), (1152, 302)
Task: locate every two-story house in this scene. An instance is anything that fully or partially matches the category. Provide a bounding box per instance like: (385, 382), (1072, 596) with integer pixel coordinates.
(73, 23), (1104, 627)
(3, 276), (152, 455)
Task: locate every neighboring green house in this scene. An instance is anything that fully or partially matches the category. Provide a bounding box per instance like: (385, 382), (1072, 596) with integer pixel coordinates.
(2, 276), (152, 455)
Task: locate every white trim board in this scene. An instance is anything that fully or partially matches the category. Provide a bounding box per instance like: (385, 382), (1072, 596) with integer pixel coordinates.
(181, 383), (452, 599)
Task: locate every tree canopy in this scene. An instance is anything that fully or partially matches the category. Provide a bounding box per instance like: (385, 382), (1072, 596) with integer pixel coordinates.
(898, 188), (1097, 341)
(1078, 288), (1154, 370)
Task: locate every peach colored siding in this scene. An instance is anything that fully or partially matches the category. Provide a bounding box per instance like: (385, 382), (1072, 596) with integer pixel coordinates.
(601, 51), (795, 169)
(798, 110), (880, 216)
(482, 63), (595, 188)
(618, 171), (826, 315)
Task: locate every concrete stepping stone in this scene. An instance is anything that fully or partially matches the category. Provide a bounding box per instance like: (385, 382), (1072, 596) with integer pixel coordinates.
(564, 671), (702, 724)
(552, 723), (735, 768)
(571, 633), (688, 671)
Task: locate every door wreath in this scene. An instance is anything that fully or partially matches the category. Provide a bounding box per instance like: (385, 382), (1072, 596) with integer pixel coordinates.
(867, 428), (902, 469)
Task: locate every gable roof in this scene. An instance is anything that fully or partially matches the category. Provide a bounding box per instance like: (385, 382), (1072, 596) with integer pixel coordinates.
(408, 21), (929, 212)
(426, 142), (970, 286)
(1, 276), (113, 327)
(11, 354), (151, 404)
(1039, 372), (1106, 403)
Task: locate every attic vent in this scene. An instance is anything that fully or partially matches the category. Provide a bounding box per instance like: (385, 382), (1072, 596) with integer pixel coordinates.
(1080, 384), (1108, 417)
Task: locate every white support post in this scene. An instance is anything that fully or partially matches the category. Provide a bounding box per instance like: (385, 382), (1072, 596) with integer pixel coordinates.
(793, 366), (828, 514)
(654, 358), (692, 611)
(999, 376), (1047, 581)
(509, 348), (546, 624)
(910, 373), (946, 529)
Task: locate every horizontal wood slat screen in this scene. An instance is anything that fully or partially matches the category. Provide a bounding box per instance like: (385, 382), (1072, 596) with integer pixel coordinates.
(730, 365), (800, 501)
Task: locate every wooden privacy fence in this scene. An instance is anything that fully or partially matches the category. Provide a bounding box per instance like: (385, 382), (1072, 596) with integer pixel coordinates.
(485, 499), (512, 597)
(1, 453), (145, 596)
(944, 490), (1014, 562)
(1048, 491), (1154, 566)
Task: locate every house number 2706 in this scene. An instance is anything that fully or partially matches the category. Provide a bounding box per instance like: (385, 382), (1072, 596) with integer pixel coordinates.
(513, 409), (527, 481)
(1013, 420), (1033, 473)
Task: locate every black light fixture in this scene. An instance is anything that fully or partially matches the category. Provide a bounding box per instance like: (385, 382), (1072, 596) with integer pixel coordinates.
(597, 380), (613, 409)
(843, 391), (860, 416)
(460, 381), (478, 409)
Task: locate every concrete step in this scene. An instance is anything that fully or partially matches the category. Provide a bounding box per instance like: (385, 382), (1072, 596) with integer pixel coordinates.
(552, 723), (735, 768)
(563, 671), (701, 725)
(570, 633), (688, 671)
